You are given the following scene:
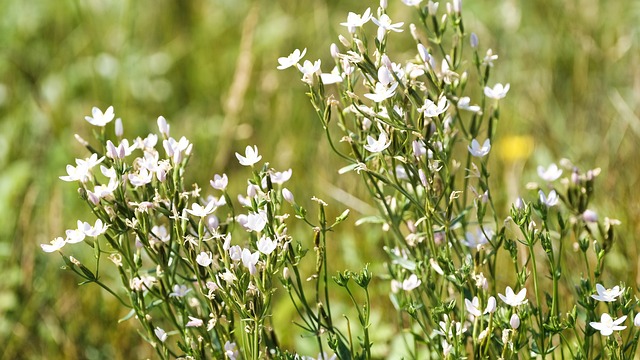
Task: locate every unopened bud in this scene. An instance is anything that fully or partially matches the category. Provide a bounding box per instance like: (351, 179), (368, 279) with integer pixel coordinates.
(330, 43), (339, 59)
(338, 34), (351, 47)
(409, 23), (419, 40)
(115, 118), (123, 137)
(380, 0), (388, 9)
(470, 33), (479, 48)
(283, 267), (290, 280)
(157, 116), (170, 137)
(510, 313), (520, 329)
(428, 1), (439, 16)
(282, 188), (294, 204)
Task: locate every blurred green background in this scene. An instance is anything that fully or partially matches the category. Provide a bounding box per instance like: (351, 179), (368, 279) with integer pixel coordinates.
(1, 0), (638, 358)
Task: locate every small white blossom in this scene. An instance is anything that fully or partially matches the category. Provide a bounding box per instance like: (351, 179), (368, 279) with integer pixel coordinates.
(238, 210), (268, 232)
(401, 0), (422, 6)
(241, 248), (260, 275)
(340, 8), (372, 33)
(224, 341), (239, 360)
(186, 200), (216, 218)
(170, 284), (192, 297)
(364, 133), (391, 153)
(591, 284), (624, 302)
(538, 189), (559, 207)
(186, 316), (204, 327)
(465, 296), (496, 317)
(196, 252), (213, 267)
(363, 82), (398, 103)
(468, 139), (491, 157)
(457, 97), (481, 113)
(498, 286), (528, 307)
(235, 145), (262, 167)
(257, 236), (278, 255)
(537, 163), (563, 182)
(154, 327), (168, 342)
(402, 274), (421, 291)
(210, 173), (229, 190)
(85, 106), (115, 127)
(590, 313), (627, 336)
(420, 96), (449, 117)
(41, 237), (66, 253)
(277, 48), (307, 70)
(157, 116), (170, 137)
(484, 83), (510, 100)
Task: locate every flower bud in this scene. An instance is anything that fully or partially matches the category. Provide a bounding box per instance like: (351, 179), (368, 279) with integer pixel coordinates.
(470, 33), (479, 48)
(282, 267), (290, 280)
(157, 116), (170, 137)
(428, 1), (439, 16)
(409, 23), (419, 41)
(453, 0), (462, 14)
(634, 313), (640, 327)
(583, 209), (598, 223)
(330, 43), (339, 59)
(380, 0), (387, 9)
(282, 188), (294, 204)
(115, 118), (123, 137)
(510, 313), (520, 329)
(338, 34), (351, 47)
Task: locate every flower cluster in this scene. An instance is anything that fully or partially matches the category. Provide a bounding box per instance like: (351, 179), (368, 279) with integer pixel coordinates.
(45, 106), (355, 359)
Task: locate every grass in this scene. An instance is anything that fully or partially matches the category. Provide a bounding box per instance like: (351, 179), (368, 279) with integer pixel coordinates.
(0, 0), (638, 358)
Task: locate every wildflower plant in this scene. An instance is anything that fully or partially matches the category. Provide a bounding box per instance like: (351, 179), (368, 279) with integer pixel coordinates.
(281, 0), (640, 358)
(45, 0), (640, 359)
(45, 107), (366, 359)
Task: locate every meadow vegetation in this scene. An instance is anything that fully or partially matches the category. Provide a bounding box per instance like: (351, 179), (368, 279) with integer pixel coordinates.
(1, 0), (639, 358)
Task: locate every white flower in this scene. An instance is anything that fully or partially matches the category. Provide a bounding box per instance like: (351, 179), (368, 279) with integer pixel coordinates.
(269, 169), (292, 185)
(162, 136), (191, 163)
(186, 200), (216, 218)
(320, 67), (343, 85)
(583, 209), (598, 223)
(85, 106), (115, 126)
(539, 189), (559, 207)
(484, 83), (510, 100)
(241, 248), (260, 275)
(128, 168), (153, 187)
(591, 284), (624, 302)
(170, 284), (192, 297)
(483, 49), (499, 67)
(363, 82), (398, 103)
(41, 237), (66, 253)
(590, 313), (627, 336)
(297, 59), (321, 75)
(186, 316), (204, 327)
(340, 8), (372, 33)
(224, 341), (239, 360)
(372, 14), (403, 40)
(151, 225), (170, 243)
(65, 228), (86, 244)
(498, 286), (528, 307)
(465, 296), (496, 317)
(364, 133), (391, 153)
(235, 145), (262, 167)
(402, 274), (421, 291)
(538, 163), (563, 182)
(238, 210), (268, 232)
(457, 97), (481, 113)
(154, 327), (168, 342)
(82, 219), (109, 237)
(210, 173), (228, 190)
(468, 139), (491, 157)
(229, 245), (242, 262)
(196, 252), (213, 267)
(420, 96), (449, 117)
(257, 236), (278, 255)
(106, 139), (137, 159)
(277, 48), (307, 70)
(59, 154), (103, 183)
